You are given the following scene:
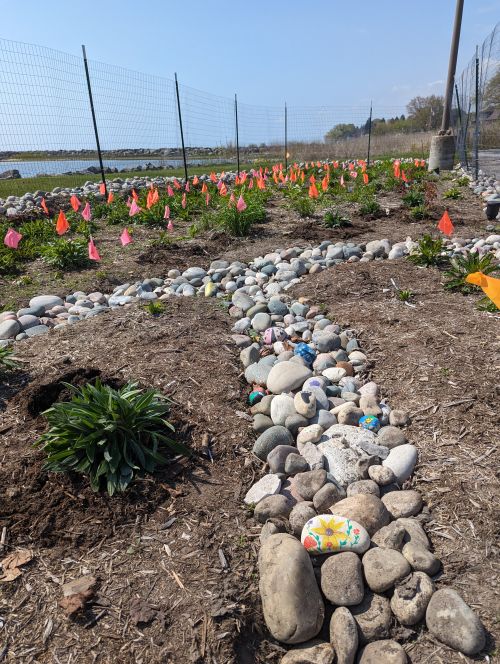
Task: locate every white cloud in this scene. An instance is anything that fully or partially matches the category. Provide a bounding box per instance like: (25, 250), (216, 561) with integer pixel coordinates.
(391, 84), (411, 92)
(427, 79), (444, 88)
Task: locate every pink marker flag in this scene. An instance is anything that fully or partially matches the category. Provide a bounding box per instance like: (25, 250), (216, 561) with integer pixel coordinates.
(81, 202), (92, 221)
(88, 237), (101, 261)
(229, 192), (236, 205)
(205, 193), (210, 206)
(120, 228), (132, 246)
(340, 175), (345, 187)
(164, 205), (170, 219)
(236, 195), (247, 212)
(185, 181), (190, 192)
(248, 178), (254, 189)
(129, 199), (141, 216)
(70, 195), (81, 212)
(167, 185), (174, 197)
(4, 227), (22, 249)
(167, 219), (174, 233)
(181, 192), (187, 209)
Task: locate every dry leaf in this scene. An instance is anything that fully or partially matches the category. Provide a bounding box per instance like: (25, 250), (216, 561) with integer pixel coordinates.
(0, 549), (33, 582)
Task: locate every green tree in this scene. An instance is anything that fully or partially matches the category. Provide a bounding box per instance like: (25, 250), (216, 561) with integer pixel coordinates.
(325, 123), (360, 142)
(483, 70), (500, 111)
(406, 95), (444, 130)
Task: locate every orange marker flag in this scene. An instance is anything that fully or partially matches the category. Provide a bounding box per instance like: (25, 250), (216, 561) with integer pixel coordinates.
(70, 195), (81, 212)
(151, 188), (159, 204)
(248, 177), (254, 189)
(401, 170), (409, 183)
(309, 174), (316, 184)
(308, 182), (319, 198)
(56, 210), (70, 235)
(465, 272), (500, 308)
(41, 198), (49, 215)
(321, 175), (329, 192)
(235, 175), (240, 185)
(107, 191), (114, 204)
(363, 173), (369, 184)
(210, 172), (217, 183)
(300, 171), (305, 182)
(219, 183), (228, 196)
(192, 175), (199, 185)
(201, 182), (208, 193)
(131, 189), (139, 201)
(99, 182), (106, 195)
(333, 161), (339, 169)
(146, 190), (154, 210)
(437, 210), (455, 236)
(173, 178), (181, 190)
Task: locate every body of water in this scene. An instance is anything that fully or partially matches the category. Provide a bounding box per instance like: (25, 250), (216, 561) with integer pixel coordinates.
(0, 158), (225, 178)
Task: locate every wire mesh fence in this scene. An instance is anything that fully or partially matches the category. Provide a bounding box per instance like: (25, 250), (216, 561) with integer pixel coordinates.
(453, 22), (500, 177)
(2, 33), (495, 193)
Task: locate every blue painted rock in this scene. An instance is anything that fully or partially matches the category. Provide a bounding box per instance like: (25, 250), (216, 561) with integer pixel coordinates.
(301, 515), (370, 555)
(294, 342), (317, 366)
(359, 414), (381, 432)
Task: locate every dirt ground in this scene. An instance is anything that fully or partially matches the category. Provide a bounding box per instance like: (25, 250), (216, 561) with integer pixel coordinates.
(0, 178), (498, 663)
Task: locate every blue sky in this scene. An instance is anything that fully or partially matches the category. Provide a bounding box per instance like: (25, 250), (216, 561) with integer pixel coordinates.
(1, 0), (498, 109)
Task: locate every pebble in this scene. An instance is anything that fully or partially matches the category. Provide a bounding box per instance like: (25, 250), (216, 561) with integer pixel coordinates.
(329, 607), (358, 664)
(260, 519), (287, 543)
(351, 592), (392, 643)
(382, 444), (418, 483)
(253, 414), (274, 433)
(296, 424), (323, 446)
(426, 588), (486, 655)
(24, 325), (50, 337)
(397, 518), (430, 550)
(377, 425), (407, 449)
(286, 413), (310, 436)
(280, 641), (334, 664)
(259, 533), (324, 644)
(347, 480), (380, 497)
(0, 319), (20, 340)
(244, 474), (281, 505)
(289, 502), (317, 537)
(316, 441), (359, 487)
(268, 445), (299, 474)
(29, 295), (63, 311)
(320, 551), (364, 606)
(294, 391), (317, 418)
(362, 548), (411, 593)
(254, 494), (294, 523)
(331, 494), (391, 536)
(271, 394), (297, 426)
(389, 410), (410, 427)
(285, 453), (309, 476)
(367, 464), (396, 486)
(391, 572), (435, 626)
(293, 469), (327, 500)
(371, 521), (406, 550)
(301, 515), (370, 555)
(312, 481), (345, 512)
(358, 640), (407, 663)
(253, 426), (294, 461)
(382, 490), (423, 518)
(402, 542), (440, 575)
(267, 361), (313, 393)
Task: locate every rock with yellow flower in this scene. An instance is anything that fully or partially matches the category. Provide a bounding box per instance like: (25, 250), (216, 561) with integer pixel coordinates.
(301, 515), (370, 555)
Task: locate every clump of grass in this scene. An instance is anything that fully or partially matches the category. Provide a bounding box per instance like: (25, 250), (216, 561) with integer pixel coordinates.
(35, 379), (190, 496)
(456, 176), (470, 187)
(195, 198), (266, 237)
(443, 186), (462, 200)
(359, 196), (382, 217)
(443, 253), (499, 294)
(288, 192), (315, 217)
(0, 345), (20, 371)
(323, 210), (351, 228)
(402, 189), (425, 208)
(409, 205), (430, 220)
(476, 296), (499, 313)
(41, 239), (90, 271)
(397, 289), (414, 302)
(408, 234), (448, 267)
(145, 301), (166, 315)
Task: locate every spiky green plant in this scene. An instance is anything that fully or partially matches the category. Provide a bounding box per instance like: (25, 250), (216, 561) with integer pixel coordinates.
(41, 239), (90, 270)
(145, 301), (166, 315)
(323, 210), (352, 228)
(409, 205), (430, 220)
(408, 234), (448, 267)
(476, 296), (499, 313)
(443, 186), (462, 200)
(0, 345), (20, 371)
(397, 289), (414, 302)
(443, 253), (499, 294)
(358, 196), (381, 217)
(35, 380), (189, 495)
(402, 189), (425, 208)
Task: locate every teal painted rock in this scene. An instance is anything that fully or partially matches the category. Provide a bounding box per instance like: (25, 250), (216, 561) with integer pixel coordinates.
(301, 515), (370, 555)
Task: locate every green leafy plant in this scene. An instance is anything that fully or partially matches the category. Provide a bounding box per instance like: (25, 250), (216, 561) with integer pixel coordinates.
(443, 186), (462, 200)
(443, 252), (499, 294)
(456, 176), (470, 187)
(0, 345), (20, 371)
(41, 239), (90, 270)
(323, 210), (351, 228)
(35, 380), (190, 496)
(289, 195), (315, 217)
(397, 289), (414, 302)
(409, 205), (430, 220)
(358, 196), (381, 217)
(408, 234), (448, 267)
(402, 189), (425, 208)
(145, 301), (166, 315)
(476, 295), (499, 313)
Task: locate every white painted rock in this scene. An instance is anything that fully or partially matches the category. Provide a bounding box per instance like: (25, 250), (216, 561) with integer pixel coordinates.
(270, 394), (296, 426)
(244, 474), (282, 505)
(383, 444), (418, 483)
(301, 514), (370, 555)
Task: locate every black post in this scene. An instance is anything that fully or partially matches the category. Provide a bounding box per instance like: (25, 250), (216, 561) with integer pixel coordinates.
(454, 83), (467, 168)
(175, 73), (188, 182)
(474, 47), (480, 180)
(366, 102), (373, 167)
(284, 103), (288, 170)
(82, 45), (107, 196)
(463, 100), (471, 170)
(234, 94), (240, 175)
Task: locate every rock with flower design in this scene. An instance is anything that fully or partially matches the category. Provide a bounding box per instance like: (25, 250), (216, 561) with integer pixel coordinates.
(301, 514), (370, 555)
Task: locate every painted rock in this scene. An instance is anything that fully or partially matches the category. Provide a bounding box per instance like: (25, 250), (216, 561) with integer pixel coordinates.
(359, 415), (381, 432)
(294, 342), (316, 366)
(301, 514), (370, 555)
(263, 326), (288, 344)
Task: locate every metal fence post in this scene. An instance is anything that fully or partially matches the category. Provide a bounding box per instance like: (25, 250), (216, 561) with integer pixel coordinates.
(284, 103), (288, 170)
(474, 47), (480, 180)
(174, 73), (188, 182)
(366, 102), (373, 166)
(234, 94), (240, 175)
(81, 45), (107, 196)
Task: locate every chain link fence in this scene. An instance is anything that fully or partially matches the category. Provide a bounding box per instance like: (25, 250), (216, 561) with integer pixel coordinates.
(454, 22), (500, 177)
(0, 37), (448, 191)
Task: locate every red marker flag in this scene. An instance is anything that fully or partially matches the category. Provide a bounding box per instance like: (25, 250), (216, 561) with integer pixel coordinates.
(437, 210), (454, 236)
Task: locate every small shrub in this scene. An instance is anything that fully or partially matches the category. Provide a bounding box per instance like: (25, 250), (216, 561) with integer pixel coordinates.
(409, 205), (430, 220)
(359, 196), (381, 217)
(290, 195), (315, 217)
(323, 210), (351, 228)
(0, 251), (18, 275)
(443, 252), (499, 294)
(0, 345), (20, 371)
(216, 199), (266, 236)
(35, 379), (190, 496)
(443, 186), (462, 200)
(408, 234), (448, 267)
(145, 301), (166, 315)
(476, 295), (499, 313)
(456, 176), (470, 187)
(41, 239), (90, 270)
(397, 289), (414, 302)
(402, 189), (425, 208)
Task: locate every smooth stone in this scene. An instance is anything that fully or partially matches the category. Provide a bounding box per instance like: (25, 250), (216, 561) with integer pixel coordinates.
(382, 490), (423, 519)
(397, 518), (431, 550)
(301, 515), (370, 555)
(271, 394), (297, 426)
(402, 543), (441, 575)
(252, 312), (272, 332)
(253, 414), (274, 433)
(294, 469), (327, 500)
(267, 361), (313, 394)
(251, 394), (274, 416)
(383, 445), (417, 483)
(244, 474), (282, 505)
(0, 319), (20, 339)
(281, 477), (305, 504)
(368, 465), (396, 486)
(371, 522), (406, 551)
(260, 518), (288, 543)
(289, 502), (317, 537)
(240, 344), (260, 368)
(297, 424), (323, 446)
(337, 406), (363, 426)
(17, 305), (45, 317)
(359, 395), (382, 417)
(321, 424), (376, 449)
(24, 325), (49, 337)
(294, 391), (317, 418)
(347, 480), (380, 497)
(335, 360), (354, 377)
(312, 482), (346, 512)
(426, 588), (486, 655)
(259, 533), (324, 644)
(29, 295), (63, 311)
(358, 381), (379, 397)
(358, 640), (407, 664)
(232, 291), (254, 312)
(299, 442), (325, 471)
(254, 495), (294, 523)
(309, 410), (337, 430)
(389, 410), (410, 427)
(331, 494), (391, 536)
(322, 367), (346, 383)
(17, 314), (40, 330)
(362, 548), (411, 592)
(253, 426), (294, 461)
(350, 592), (392, 643)
(321, 551), (364, 606)
(285, 453), (309, 476)
(329, 607), (358, 664)
(286, 413), (310, 436)
(268, 445), (299, 474)
(244, 359), (274, 386)
(280, 641), (334, 664)
(391, 572), (435, 626)
(377, 425), (407, 449)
